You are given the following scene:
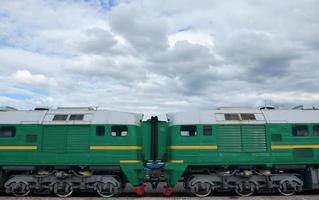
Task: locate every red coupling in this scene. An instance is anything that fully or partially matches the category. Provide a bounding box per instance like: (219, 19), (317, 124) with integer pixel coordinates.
(134, 184), (145, 196)
(163, 186), (174, 196)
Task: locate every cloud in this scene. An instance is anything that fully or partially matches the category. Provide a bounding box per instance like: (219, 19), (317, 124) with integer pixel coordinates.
(12, 70), (55, 88)
(0, 0), (319, 115)
(73, 27), (117, 54)
(109, 2), (169, 54)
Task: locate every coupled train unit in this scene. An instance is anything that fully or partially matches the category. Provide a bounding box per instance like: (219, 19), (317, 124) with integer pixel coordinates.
(0, 106), (319, 197)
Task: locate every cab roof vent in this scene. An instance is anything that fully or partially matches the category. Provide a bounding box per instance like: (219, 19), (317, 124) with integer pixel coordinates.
(260, 105), (275, 110)
(34, 107), (50, 111)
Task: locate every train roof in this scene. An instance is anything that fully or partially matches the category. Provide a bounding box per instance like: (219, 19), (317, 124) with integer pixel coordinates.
(0, 107), (143, 125)
(166, 108), (319, 125)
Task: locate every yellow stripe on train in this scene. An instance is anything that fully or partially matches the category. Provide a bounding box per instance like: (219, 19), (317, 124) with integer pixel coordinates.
(0, 146), (38, 150)
(169, 160), (185, 164)
(167, 145), (218, 150)
(272, 145), (319, 149)
(120, 160), (142, 164)
(90, 146), (143, 150)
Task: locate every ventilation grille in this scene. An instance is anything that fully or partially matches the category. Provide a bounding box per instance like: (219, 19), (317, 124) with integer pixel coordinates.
(242, 125), (267, 152)
(218, 125), (267, 153)
(42, 126), (67, 153)
(218, 125), (242, 152)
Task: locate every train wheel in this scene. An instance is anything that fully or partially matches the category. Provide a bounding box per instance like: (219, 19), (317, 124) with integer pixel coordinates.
(11, 182), (31, 197)
(235, 182), (255, 197)
(191, 182), (212, 197)
(96, 182), (117, 198)
(278, 181), (295, 196)
(53, 182), (73, 197)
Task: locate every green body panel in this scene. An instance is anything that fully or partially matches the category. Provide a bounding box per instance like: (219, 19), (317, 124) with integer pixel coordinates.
(0, 124), (144, 186)
(164, 163), (187, 187)
(141, 122), (151, 161)
(141, 120), (168, 161)
(157, 121), (169, 161)
(120, 163), (144, 186)
(164, 123), (319, 187)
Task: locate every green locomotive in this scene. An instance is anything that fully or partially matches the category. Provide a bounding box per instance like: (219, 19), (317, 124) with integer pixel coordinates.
(1, 106), (319, 197)
(163, 107), (319, 197)
(0, 107), (145, 197)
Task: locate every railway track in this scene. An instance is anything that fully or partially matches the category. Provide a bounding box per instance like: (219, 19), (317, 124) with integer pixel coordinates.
(0, 194), (318, 200)
(0, 183), (318, 199)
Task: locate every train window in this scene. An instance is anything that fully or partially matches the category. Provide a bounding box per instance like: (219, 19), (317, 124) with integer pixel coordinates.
(203, 126), (212, 136)
(180, 125), (197, 136)
(111, 125), (128, 137)
(292, 125), (308, 136)
(96, 126), (105, 136)
(0, 126), (16, 137)
(313, 125), (319, 136)
(240, 113), (256, 120)
(69, 114), (84, 120)
(53, 114), (68, 121)
(224, 114), (240, 120)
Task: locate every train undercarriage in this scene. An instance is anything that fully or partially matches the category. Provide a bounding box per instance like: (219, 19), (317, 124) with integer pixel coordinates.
(0, 166), (126, 197)
(183, 166), (319, 197)
(0, 165), (318, 197)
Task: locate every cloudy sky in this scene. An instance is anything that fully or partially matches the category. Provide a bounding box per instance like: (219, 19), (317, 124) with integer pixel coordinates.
(0, 0), (319, 116)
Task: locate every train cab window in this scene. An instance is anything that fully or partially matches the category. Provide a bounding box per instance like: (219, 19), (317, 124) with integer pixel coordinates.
(225, 114), (240, 120)
(180, 125), (197, 136)
(0, 126), (16, 137)
(111, 125), (128, 137)
(53, 114), (68, 121)
(313, 125), (319, 136)
(96, 126), (105, 136)
(203, 126), (212, 136)
(292, 125), (308, 136)
(69, 114), (84, 120)
(240, 113), (256, 120)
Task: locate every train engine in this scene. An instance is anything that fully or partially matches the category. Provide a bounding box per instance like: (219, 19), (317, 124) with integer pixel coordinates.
(164, 107), (319, 197)
(0, 107), (144, 197)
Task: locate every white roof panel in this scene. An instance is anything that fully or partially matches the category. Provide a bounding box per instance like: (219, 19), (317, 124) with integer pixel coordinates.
(167, 109), (319, 126)
(167, 109), (266, 125)
(262, 110), (319, 124)
(0, 111), (47, 124)
(0, 108), (143, 126)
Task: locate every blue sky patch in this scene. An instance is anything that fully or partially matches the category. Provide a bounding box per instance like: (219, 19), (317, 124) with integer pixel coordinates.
(0, 93), (31, 100)
(14, 85), (50, 96)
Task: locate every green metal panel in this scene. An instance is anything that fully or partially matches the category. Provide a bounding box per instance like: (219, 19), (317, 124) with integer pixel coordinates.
(242, 125), (266, 152)
(141, 121), (151, 161)
(158, 121), (169, 160)
(293, 148), (314, 160)
(141, 120), (168, 161)
(42, 126), (67, 153)
(25, 134), (37, 143)
(67, 126), (89, 153)
(218, 125), (241, 152)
